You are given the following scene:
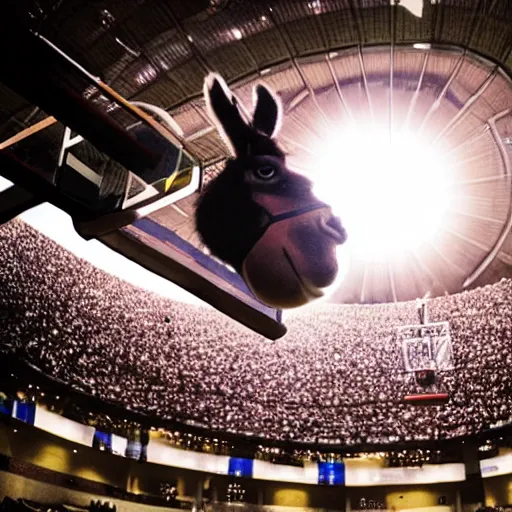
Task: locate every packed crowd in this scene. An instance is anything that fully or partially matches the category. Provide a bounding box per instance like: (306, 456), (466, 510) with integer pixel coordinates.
(1, 220), (512, 445)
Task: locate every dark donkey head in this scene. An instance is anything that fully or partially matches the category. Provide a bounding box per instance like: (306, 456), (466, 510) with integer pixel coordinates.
(195, 73), (347, 308)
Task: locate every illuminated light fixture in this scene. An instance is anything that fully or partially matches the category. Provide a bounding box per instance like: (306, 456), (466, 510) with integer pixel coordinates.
(232, 28), (243, 40)
(73, 449), (78, 453)
(100, 9), (115, 28)
(187, 34), (194, 43)
(329, 51), (338, 58)
(261, 15), (267, 21)
(395, 0), (424, 18)
(413, 43), (432, 50)
(311, 121), (456, 262)
(13, 429), (17, 433)
(260, 68), (272, 75)
(308, 0), (321, 12)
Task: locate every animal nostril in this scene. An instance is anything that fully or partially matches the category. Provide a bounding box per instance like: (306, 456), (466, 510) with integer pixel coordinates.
(327, 215), (345, 238)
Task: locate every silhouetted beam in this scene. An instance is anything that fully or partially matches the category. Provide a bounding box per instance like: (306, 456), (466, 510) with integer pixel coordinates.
(0, 184), (43, 224)
(0, 21), (158, 174)
(0, 150), (85, 219)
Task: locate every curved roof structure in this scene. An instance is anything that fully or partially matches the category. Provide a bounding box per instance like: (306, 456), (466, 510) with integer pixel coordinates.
(2, 0), (512, 303)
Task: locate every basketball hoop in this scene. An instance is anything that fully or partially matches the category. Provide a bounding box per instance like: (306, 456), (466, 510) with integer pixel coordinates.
(397, 319), (452, 406)
(414, 368), (436, 387)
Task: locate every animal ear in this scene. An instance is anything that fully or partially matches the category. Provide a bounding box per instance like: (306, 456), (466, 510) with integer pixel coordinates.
(204, 72), (249, 156)
(252, 83), (282, 138)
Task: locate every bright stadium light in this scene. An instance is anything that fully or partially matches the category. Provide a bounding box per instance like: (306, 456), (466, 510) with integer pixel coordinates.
(312, 122), (455, 262)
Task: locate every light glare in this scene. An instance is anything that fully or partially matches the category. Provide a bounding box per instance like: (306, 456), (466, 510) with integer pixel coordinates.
(312, 123), (454, 261)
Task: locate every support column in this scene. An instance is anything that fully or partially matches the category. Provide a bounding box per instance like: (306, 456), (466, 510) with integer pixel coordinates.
(257, 488), (264, 506)
(211, 483), (218, 503)
(460, 441), (485, 509)
(345, 491), (352, 512)
(194, 477), (204, 511)
(456, 488), (462, 512)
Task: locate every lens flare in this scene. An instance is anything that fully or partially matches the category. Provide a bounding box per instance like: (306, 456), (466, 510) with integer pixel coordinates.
(311, 122), (455, 262)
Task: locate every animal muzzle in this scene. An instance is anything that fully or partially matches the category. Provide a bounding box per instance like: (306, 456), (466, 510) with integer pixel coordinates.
(274, 202), (347, 246)
(320, 212), (347, 245)
(240, 203), (347, 309)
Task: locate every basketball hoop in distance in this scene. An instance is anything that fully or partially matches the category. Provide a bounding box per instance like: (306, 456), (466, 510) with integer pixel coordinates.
(415, 368), (436, 387)
(403, 369), (449, 405)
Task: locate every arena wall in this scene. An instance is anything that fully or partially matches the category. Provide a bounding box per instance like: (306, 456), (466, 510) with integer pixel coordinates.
(0, 417), (202, 499)
(482, 473), (512, 507)
(0, 471), (180, 512)
(349, 486), (457, 510)
(0, 415), (474, 510)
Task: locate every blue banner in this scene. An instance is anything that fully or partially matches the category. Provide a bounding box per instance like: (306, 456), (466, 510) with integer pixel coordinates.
(228, 457), (254, 478)
(0, 399), (13, 416)
(93, 430), (112, 452)
(318, 462), (345, 485)
(14, 401), (35, 425)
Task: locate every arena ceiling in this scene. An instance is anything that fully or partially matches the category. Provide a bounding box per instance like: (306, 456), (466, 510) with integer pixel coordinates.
(2, 0), (512, 304)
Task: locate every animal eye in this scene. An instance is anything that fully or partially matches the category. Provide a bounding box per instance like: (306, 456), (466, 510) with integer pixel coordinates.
(254, 165), (276, 180)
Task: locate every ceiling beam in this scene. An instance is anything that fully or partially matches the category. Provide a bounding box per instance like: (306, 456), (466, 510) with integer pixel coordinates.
(432, 68), (497, 144)
(464, 109), (512, 288)
(403, 51), (429, 131)
(325, 54), (354, 121)
(410, 250), (450, 297)
(417, 52), (465, 135)
(447, 209), (505, 225)
(389, 0), (397, 140)
(443, 226), (490, 252)
(497, 251), (512, 266)
(358, 46), (374, 122)
(427, 239), (467, 277)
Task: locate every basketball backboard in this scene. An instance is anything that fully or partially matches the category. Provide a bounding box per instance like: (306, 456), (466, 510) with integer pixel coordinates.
(397, 322), (454, 373)
(0, 22), (286, 339)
